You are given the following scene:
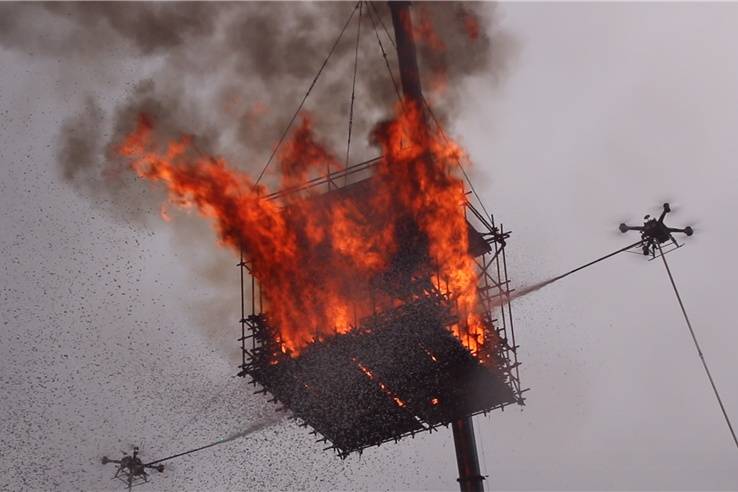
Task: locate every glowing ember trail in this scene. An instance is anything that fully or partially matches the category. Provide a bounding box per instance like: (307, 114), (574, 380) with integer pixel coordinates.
(354, 359), (407, 409)
(118, 100), (487, 356)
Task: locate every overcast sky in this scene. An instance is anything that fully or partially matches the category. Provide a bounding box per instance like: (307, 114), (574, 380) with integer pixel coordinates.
(1, 2), (737, 491)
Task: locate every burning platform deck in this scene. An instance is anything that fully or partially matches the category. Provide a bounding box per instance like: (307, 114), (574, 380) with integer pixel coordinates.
(238, 172), (524, 458)
(243, 293), (518, 457)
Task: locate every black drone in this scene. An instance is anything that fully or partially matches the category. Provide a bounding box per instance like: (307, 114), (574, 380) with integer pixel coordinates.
(102, 446), (164, 490)
(619, 203), (693, 257)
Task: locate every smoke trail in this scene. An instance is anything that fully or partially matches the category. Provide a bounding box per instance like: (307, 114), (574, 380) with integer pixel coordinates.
(217, 414), (284, 445)
(485, 277), (560, 312)
(489, 240), (645, 310)
(145, 414), (286, 466)
(507, 277), (559, 302)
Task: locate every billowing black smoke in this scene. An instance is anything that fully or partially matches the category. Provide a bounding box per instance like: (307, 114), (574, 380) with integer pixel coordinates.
(0, 1), (517, 355)
(0, 1), (516, 219)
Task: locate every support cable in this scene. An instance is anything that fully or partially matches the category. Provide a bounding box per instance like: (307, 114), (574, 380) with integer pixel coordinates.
(344, 2), (364, 185)
(370, 2), (491, 221)
(366, 0), (402, 103)
(420, 96), (492, 222)
(368, 2), (482, 211)
(657, 244), (738, 451)
(368, 1), (396, 49)
(368, 0), (493, 222)
(255, 2), (360, 185)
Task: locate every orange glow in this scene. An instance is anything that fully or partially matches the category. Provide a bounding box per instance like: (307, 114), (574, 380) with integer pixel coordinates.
(431, 397), (439, 406)
(460, 9), (480, 41)
(355, 360), (407, 408)
(159, 203), (172, 222)
(414, 6), (446, 53)
(421, 345), (439, 362)
(118, 98), (490, 357)
(371, 99), (485, 354)
(412, 6), (449, 94)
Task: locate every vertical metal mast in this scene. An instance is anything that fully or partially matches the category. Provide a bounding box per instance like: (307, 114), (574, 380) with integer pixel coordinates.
(388, 2), (485, 491)
(452, 417), (485, 492)
(388, 1), (423, 103)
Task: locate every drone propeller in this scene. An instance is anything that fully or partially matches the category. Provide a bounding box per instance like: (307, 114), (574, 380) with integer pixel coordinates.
(657, 197), (681, 215)
(684, 218), (701, 233)
(609, 213), (638, 237)
(675, 221), (700, 245)
(668, 215), (698, 238)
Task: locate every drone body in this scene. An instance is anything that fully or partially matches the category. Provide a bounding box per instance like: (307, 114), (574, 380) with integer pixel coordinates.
(101, 446), (164, 490)
(619, 203), (693, 257)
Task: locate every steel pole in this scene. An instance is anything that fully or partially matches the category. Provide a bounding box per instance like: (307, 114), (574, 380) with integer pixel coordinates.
(452, 418), (485, 492)
(388, 2), (486, 490)
(388, 1), (423, 104)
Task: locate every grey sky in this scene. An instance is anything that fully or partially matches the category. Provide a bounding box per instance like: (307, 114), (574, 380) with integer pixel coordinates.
(1, 2), (737, 491)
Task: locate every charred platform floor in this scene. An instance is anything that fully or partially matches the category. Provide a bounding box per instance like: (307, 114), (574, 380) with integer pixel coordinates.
(241, 295), (519, 457)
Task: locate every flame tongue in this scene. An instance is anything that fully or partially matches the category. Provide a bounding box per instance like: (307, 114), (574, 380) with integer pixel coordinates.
(119, 100), (485, 355)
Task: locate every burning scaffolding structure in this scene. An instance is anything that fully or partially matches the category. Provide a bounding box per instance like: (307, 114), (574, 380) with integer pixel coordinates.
(236, 4), (526, 485)
(104, 4), (738, 490)
(238, 168), (524, 457)
(117, 2), (527, 490)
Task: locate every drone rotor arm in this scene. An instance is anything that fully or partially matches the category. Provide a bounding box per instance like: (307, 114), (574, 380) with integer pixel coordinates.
(619, 223), (644, 233)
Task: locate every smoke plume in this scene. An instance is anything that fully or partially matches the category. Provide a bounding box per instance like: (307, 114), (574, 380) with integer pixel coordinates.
(1, 1), (516, 210)
(0, 1), (517, 354)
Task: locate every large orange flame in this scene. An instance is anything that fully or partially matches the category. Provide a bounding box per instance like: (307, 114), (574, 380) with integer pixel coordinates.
(118, 100), (486, 355)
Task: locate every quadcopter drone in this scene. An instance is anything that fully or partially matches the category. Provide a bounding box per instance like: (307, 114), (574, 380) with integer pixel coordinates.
(619, 203), (693, 257)
(101, 446), (164, 490)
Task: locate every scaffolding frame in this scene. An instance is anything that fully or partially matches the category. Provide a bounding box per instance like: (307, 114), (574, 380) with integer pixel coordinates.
(236, 156), (525, 457)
